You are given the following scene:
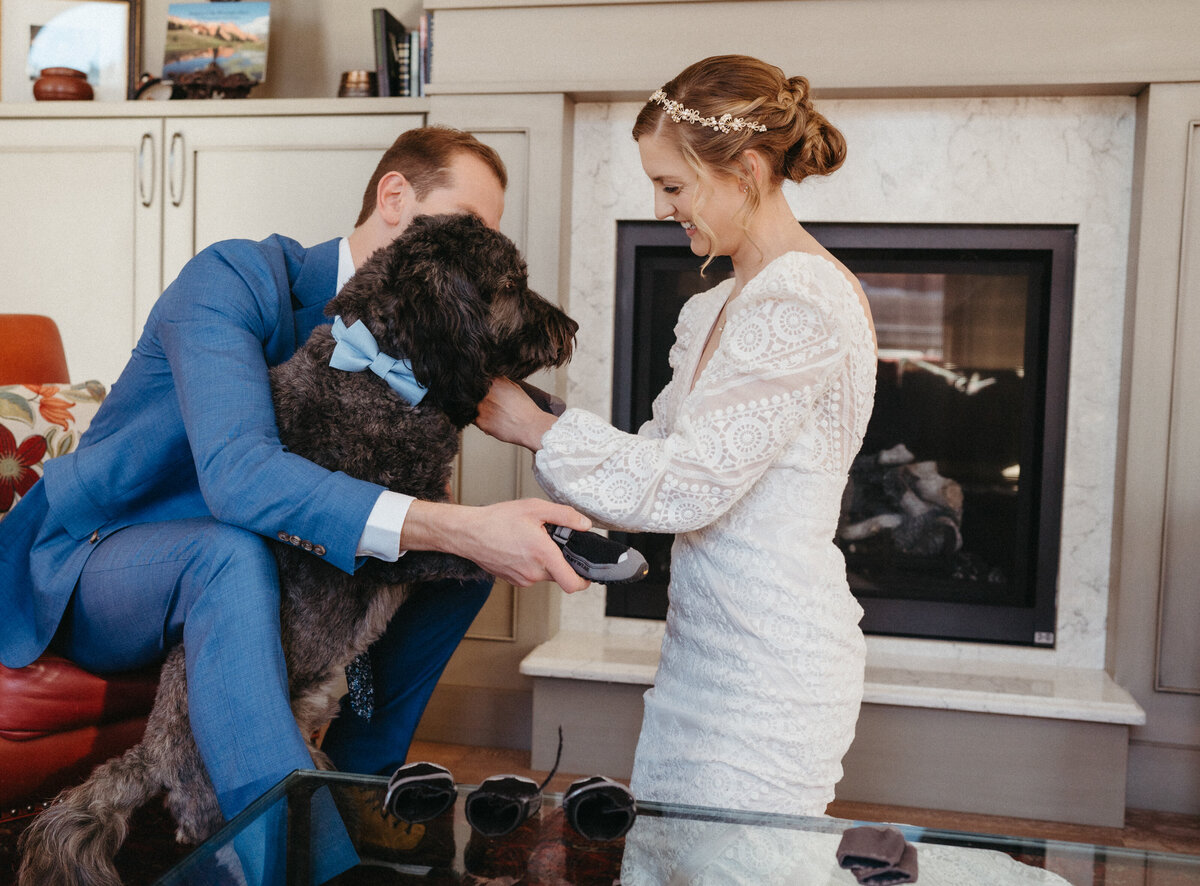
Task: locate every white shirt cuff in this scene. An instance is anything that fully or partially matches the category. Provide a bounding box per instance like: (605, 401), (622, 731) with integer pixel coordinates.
(357, 490), (414, 561)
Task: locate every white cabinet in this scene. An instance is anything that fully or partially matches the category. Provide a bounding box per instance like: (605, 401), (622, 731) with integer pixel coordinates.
(0, 117), (162, 383)
(0, 103), (425, 383)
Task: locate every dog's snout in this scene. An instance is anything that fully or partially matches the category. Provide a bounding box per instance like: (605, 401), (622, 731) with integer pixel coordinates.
(485, 284), (577, 382)
(530, 293), (577, 367)
(552, 310), (579, 363)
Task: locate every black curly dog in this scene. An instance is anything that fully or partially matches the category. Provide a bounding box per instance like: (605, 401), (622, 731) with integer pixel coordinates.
(18, 213), (578, 886)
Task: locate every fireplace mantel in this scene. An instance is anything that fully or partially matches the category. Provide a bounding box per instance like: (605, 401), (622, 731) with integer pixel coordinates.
(424, 0), (1200, 99)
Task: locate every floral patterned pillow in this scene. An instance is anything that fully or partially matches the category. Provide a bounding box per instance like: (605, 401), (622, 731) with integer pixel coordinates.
(0, 382), (106, 518)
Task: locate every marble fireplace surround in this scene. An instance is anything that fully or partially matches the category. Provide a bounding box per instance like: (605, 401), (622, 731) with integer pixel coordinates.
(523, 95), (1146, 727)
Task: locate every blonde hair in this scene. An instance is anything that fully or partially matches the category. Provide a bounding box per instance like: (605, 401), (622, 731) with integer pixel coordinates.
(633, 55), (846, 267)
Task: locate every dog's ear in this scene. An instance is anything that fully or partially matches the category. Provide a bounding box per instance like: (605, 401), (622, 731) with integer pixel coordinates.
(406, 263), (493, 428)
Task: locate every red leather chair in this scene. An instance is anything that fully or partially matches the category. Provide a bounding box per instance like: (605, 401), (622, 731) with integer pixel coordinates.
(0, 313), (70, 384)
(0, 314), (159, 814)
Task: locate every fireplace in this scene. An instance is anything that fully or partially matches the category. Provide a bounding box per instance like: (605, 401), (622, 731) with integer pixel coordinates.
(607, 220), (1076, 647)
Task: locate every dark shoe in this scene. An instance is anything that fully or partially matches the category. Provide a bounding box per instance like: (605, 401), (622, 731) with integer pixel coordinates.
(465, 726), (564, 839)
(546, 525), (649, 584)
(465, 774), (544, 837)
(382, 762), (456, 824)
(562, 775), (636, 841)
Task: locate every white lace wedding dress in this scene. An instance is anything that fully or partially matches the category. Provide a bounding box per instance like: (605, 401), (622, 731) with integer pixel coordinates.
(534, 250), (877, 817)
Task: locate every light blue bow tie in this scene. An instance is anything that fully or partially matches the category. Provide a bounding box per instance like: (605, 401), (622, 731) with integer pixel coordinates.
(328, 315), (428, 406)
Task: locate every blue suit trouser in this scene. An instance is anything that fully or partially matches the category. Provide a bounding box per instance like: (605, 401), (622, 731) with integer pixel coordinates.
(51, 516), (491, 880)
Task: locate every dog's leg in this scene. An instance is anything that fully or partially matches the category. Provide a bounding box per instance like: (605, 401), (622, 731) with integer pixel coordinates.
(160, 771), (224, 846)
(143, 646), (227, 845)
(293, 671), (354, 771)
(156, 736), (223, 847)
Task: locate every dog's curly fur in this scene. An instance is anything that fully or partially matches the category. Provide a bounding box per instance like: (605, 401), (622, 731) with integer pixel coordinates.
(18, 213), (577, 886)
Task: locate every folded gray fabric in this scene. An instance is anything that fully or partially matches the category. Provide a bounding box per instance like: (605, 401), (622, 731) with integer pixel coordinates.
(836, 825), (907, 870)
(837, 825), (918, 884)
(858, 842), (919, 885)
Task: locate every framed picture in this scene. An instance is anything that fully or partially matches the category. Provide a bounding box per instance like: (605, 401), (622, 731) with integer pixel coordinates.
(163, 2), (269, 85)
(0, 0), (141, 101)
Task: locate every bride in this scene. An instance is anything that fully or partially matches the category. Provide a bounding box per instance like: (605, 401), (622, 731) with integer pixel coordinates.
(477, 54), (877, 820)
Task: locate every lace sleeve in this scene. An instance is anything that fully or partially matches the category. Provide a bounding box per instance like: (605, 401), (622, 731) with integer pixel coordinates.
(534, 268), (852, 533)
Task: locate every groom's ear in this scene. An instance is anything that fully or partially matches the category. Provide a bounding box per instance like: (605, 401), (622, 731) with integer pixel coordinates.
(375, 171), (412, 228)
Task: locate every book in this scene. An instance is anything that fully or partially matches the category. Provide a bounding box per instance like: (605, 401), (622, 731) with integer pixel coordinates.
(372, 8), (409, 97)
(409, 31), (422, 97)
(419, 11), (432, 88)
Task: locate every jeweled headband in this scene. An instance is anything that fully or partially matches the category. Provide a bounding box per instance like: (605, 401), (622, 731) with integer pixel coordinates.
(649, 89), (767, 134)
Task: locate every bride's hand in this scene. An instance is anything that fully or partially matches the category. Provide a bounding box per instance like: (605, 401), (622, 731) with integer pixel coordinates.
(475, 378), (558, 451)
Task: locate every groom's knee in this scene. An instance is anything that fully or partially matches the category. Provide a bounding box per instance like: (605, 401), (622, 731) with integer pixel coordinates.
(187, 522), (280, 616)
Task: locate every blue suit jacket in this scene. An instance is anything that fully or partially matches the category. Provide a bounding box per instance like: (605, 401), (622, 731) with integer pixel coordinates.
(0, 235), (382, 668)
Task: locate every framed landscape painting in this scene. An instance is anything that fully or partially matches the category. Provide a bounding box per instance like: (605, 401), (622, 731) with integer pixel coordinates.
(163, 1), (269, 84)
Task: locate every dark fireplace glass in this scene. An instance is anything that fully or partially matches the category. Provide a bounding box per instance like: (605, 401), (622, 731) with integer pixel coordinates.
(607, 221), (1075, 646)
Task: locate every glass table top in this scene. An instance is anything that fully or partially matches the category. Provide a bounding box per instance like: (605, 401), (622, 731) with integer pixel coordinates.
(154, 769), (1200, 885)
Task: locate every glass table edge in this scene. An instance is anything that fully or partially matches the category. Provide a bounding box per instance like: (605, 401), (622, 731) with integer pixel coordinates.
(155, 767), (1200, 883)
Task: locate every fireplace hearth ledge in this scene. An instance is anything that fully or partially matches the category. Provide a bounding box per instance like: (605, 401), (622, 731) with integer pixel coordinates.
(522, 631), (1143, 827)
(520, 630), (1144, 725)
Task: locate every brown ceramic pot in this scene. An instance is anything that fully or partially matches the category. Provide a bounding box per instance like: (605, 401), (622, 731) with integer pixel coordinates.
(33, 67), (95, 101)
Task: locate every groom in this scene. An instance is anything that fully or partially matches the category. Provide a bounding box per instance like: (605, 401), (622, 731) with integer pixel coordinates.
(0, 125), (589, 832)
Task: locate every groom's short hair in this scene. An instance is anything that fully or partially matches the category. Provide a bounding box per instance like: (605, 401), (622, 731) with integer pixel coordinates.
(354, 126), (508, 227)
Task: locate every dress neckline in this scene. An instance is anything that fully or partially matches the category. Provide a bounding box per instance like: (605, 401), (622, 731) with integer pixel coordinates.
(685, 250), (872, 396)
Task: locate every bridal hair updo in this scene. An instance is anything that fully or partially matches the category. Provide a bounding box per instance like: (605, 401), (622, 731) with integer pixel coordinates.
(633, 55), (846, 227)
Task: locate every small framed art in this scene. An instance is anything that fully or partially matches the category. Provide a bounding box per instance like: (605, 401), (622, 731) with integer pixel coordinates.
(163, 2), (269, 88)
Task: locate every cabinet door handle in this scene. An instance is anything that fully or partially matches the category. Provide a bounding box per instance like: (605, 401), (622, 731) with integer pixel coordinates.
(168, 131), (185, 208)
(137, 132), (155, 207)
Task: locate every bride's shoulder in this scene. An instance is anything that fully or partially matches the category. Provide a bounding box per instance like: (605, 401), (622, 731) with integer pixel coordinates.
(743, 252), (860, 320)
(765, 251), (854, 294)
(725, 254), (861, 359)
